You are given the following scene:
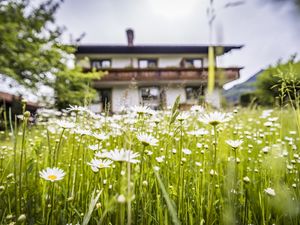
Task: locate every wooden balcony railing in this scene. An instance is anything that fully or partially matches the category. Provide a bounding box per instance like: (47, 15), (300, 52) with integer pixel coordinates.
(86, 67), (242, 84)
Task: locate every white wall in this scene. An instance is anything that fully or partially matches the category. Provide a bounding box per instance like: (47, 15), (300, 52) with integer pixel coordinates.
(202, 58), (208, 67)
(112, 87), (139, 112)
(88, 104), (102, 113)
(157, 56), (181, 68)
(205, 88), (221, 109)
(113, 55), (208, 68)
(165, 86), (186, 107)
(112, 58), (133, 68)
(77, 54), (208, 68)
(111, 56), (184, 68)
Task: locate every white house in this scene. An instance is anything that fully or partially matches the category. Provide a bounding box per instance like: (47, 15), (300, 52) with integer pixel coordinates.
(75, 29), (243, 113)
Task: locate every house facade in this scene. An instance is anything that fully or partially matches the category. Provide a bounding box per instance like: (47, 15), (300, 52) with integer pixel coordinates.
(75, 29), (243, 113)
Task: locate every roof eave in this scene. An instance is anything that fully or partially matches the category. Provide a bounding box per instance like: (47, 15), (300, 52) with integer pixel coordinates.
(75, 45), (244, 55)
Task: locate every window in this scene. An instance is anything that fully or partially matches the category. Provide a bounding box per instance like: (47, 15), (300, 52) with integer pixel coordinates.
(139, 87), (160, 109)
(141, 87), (159, 101)
(185, 86), (204, 103)
(138, 59), (158, 68)
(91, 59), (111, 69)
(182, 58), (203, 68)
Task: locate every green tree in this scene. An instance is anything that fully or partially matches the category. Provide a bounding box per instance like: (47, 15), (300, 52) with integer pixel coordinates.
(0, 0), (103, 109)
(54, 66), (102, 109)
(256, 57), (300, 106)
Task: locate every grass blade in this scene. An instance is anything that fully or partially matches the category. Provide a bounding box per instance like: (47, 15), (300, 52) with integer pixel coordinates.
(82, 189), (103, 225)
(154, 170), (181, 225)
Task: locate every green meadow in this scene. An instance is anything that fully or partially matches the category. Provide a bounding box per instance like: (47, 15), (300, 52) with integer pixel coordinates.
(0, 104), (299, 225)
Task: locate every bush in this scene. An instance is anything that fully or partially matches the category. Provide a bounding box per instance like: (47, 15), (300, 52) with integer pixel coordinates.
(239, 93), (257, 107)
(255, 57), (300, 106)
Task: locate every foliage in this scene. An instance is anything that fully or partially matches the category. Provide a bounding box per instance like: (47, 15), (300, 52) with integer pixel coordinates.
(0, 0), (65, 88)
(239, 92), (257, 107)
(255, 58), (300, 106)
(54, 66), (102, 109)
(0, 0), (103, 108)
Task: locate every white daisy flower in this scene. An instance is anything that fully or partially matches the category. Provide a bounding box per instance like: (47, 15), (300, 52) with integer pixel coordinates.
(195, 162), (202, 167)
(155, 156), (165, 163)
(56, 120), (75, 129)
(243, 176), (251, 183)
(39, 167), (65, 182)
(37, 108), (62, 117)
(268, 117), (278, 122)
(131, 105), (154, 115)
(117, 194), (126, 203)
(93, 133), (109, 141)
(17, 115), (24, 120)
(74, 128), (92, 136)
(264, 121), (273, 127)
(196, 143), (203, 148)
(198, 111), (232, 126)
(190, 105), (204, 113)
(103, 149), (140, 164)
(264, 187), (276, 197)
(137, 133), (158, 146)
(262, 146), (270, 154)
(182, 148), (192, 155)
(177, 112), (190, 121)
(145, 150), (153, 156)
(66, 105), (92, 114)
(94, 150), (108, 158)
(87, 159), (113, 172)
(153, 166), (160, 171)
(209, 169), (218, 176)
(151, 117), (161, 124)
(226, 139), (243, 149)
(47, 126), (57, 134)
(188, 128), (209, 136)
(88, 144), (99, 151)
(260, 109), (273, 118)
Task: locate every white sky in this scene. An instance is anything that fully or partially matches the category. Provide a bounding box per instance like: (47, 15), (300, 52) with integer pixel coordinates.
(53, 0), (300, 89)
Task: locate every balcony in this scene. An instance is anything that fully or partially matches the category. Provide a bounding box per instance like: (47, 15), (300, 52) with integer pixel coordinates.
(88, 67), (242, 85)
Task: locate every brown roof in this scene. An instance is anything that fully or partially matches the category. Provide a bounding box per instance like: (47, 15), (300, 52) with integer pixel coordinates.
(76, 45), (243, 55)
(0, 91), (39, 108)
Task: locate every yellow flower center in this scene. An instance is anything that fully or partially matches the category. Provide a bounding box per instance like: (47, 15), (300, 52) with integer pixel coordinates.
(209, 120), (220, 126)
(47, 175), (57, 181)
(142, 141), (149, 146)
(99, 163), (105, 168)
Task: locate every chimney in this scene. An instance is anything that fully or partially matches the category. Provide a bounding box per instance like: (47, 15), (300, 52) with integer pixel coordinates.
(126, 29), (134, 46)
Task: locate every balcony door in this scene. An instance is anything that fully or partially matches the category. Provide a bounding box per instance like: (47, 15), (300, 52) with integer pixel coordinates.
(99, 88), (112, 112)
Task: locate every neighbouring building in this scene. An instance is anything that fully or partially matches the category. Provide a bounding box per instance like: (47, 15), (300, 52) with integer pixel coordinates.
(0, 74), (41, 120)
(0, 91), (39, 130)
(75, 29), (243, 113)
